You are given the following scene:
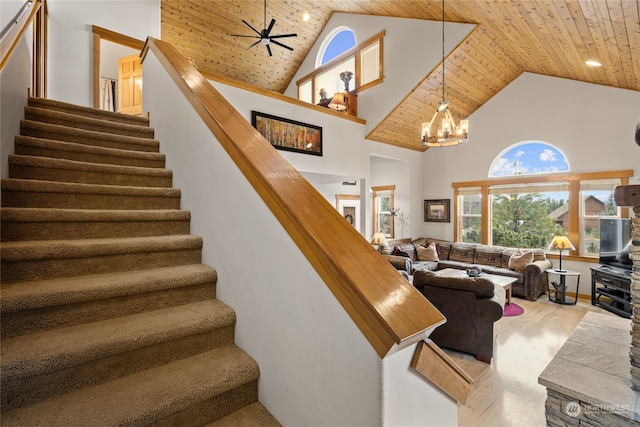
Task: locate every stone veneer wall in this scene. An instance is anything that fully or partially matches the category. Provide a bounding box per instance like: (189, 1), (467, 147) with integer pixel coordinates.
(630, 206), (640, 390)
(545, 389), (638, 427)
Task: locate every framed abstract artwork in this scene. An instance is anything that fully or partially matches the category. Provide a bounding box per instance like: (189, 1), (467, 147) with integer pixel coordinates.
(251, 111), (322, 156)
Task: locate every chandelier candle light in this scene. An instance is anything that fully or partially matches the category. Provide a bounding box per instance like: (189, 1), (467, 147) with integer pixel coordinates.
(421, 0), (469, 147)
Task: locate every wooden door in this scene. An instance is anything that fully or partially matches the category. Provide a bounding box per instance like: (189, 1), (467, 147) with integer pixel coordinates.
(118, 54), (142, 116)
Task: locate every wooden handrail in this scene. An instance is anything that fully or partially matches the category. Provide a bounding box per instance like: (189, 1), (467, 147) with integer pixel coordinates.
(141, 37), (446, 358)
(0, 0), (42, 72)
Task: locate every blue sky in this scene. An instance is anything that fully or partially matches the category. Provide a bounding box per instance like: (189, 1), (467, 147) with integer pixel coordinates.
(321, 30), (355, 64)
(490, 142), (569, 177)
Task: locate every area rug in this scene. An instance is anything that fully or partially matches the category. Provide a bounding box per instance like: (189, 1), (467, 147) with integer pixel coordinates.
(504, 303), (524, 317)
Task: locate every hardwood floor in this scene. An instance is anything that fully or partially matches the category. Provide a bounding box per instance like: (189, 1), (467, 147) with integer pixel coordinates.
(449, 296), (619, 427)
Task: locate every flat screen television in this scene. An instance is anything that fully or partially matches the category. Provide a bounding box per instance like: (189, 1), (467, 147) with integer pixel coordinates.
(599, 218), (632, 270)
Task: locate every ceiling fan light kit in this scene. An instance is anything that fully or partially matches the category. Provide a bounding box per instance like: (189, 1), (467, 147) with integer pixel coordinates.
(230, 0), (297, 57)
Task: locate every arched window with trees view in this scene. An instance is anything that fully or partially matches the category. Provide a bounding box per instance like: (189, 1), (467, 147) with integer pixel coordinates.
(456, 141), (630, 257)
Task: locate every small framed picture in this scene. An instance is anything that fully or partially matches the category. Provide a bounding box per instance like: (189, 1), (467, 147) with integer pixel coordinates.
(424, 199), (450, 222)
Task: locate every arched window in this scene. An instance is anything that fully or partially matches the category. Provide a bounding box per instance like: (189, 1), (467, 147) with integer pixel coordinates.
(489, 141), (569, 177)
(454, 141), (629, 255)
(317, 27), (356, 67)
(297, 29), (383, 107)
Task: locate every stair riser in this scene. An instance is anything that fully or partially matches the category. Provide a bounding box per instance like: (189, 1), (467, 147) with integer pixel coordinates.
(2, 327), (235, 411)
(153, 380), (259, 427)
(1, 248), (202, 283)
(28, 98), (149, 127)
(1, 190), (181, 210)
(21, 122), (159, 153)
(9, 163), (173, 188)
(15, 143), (165, 169)
(1, 219), (190, 241)
(1, 283), (216, 338)
(25, 109), (154, 140)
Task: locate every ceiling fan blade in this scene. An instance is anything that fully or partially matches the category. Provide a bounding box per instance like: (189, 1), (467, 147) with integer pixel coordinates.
(265, 18), (276, 35)
(269, 33), (297, 39)
(265, 43), (273, 57)
(230, 34), (261, 38)
(246, 39), (262, 50)
(242, 19), (262, 37)
(270, 39), (294, 51)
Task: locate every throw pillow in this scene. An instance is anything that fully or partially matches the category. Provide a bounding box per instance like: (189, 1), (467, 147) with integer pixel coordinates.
(508, 249), (534, 273)
(392, 246), (410, 258)
(416, 243), (439, 262)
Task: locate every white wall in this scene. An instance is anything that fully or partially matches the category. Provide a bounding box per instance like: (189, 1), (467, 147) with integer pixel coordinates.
(213, 81), (426, 240)
(1, 0), (29, 33)
(0, 21), (32, 179)
(284, 13), (474, 135)
(46, 0), (160, 107)
(421, 72), (640, 295)
(371, 156), (411, 240)
(142, 50), (457, 427)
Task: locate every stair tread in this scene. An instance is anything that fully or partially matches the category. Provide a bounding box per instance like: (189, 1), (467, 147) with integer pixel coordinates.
(1, 264), (215, 312)
(21, 120), (160, 152)
(0, 234), (202, 261)
(15, 135), (165, 162)
(1, 345), (258, 426)
(9, 154), (172, 177)
(1, 299), (235, 379)
(0, 207), (190, 223)
(28, 97), (149, 127)
(204, 402), (281, 427)
(25, 106), (154, 138)
(1, 178), (180, 196)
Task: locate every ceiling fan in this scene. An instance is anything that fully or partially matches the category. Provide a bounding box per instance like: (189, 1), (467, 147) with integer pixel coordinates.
(230, 0), (297, 57)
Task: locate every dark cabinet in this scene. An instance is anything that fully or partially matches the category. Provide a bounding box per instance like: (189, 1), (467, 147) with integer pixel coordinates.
(591, 265), (632, 318)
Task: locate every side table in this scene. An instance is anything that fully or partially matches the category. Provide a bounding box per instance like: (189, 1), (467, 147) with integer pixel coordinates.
(546, 269), (580, 305)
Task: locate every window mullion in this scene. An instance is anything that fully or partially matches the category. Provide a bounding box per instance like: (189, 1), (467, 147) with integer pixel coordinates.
(481, 186), (489, 244)
(568, 180), (580, 256)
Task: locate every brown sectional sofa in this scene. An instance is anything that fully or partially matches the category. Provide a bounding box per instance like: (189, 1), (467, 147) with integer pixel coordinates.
(380, 237), (553, 301)
(413, 269), (505, 362)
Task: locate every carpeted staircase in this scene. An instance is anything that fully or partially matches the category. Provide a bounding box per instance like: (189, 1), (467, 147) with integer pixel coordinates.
(0, 97), (280, 426)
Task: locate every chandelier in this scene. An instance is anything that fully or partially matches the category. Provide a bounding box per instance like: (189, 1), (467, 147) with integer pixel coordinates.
(421, 0), (469, 147)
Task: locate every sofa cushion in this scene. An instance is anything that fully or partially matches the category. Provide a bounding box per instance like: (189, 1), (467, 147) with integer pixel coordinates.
(392, 246), (411, 258)
(449, 242), (476, 263)
(479, 266), (524, 284)
(414, 270), (495, 299)
(436, 260), (474, 271)
(379, 244), (394, 256)
(424, 238), (450, 260)
(508, 249), (534, 273)
(416, 242), (439, 261)
(395, 242), (417, 261)
(531, 248), (546, 262)
(473, 245), (503, 268)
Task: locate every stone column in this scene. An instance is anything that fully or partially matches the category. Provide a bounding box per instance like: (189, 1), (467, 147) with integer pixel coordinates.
(613, 186), (640, 390)
(630, 206), (640, 390)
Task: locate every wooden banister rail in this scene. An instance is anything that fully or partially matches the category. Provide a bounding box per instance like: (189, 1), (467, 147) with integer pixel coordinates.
(0, 0), (42, 72)
(141, 37), (446, 358)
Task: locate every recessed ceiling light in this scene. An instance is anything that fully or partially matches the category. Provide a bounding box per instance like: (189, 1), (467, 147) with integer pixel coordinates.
(585, 60), (602, 67)
(302, 12), (310, 22)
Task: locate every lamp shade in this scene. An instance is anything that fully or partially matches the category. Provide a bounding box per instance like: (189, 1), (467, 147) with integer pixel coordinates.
(371, 232), (387, 246)
(548, 236), (575, 251)
(328, 92), (346, 111)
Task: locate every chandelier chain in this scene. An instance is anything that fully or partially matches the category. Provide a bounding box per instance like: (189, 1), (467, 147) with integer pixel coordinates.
(441, 0), (445, 102)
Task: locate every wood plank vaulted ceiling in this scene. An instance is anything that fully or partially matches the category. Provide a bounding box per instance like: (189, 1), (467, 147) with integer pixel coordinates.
(161, 0), (640, 151)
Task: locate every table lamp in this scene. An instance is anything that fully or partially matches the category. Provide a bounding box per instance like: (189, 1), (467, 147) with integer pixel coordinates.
(371, 232), (387, 250)
(547, 235), (575, 272)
